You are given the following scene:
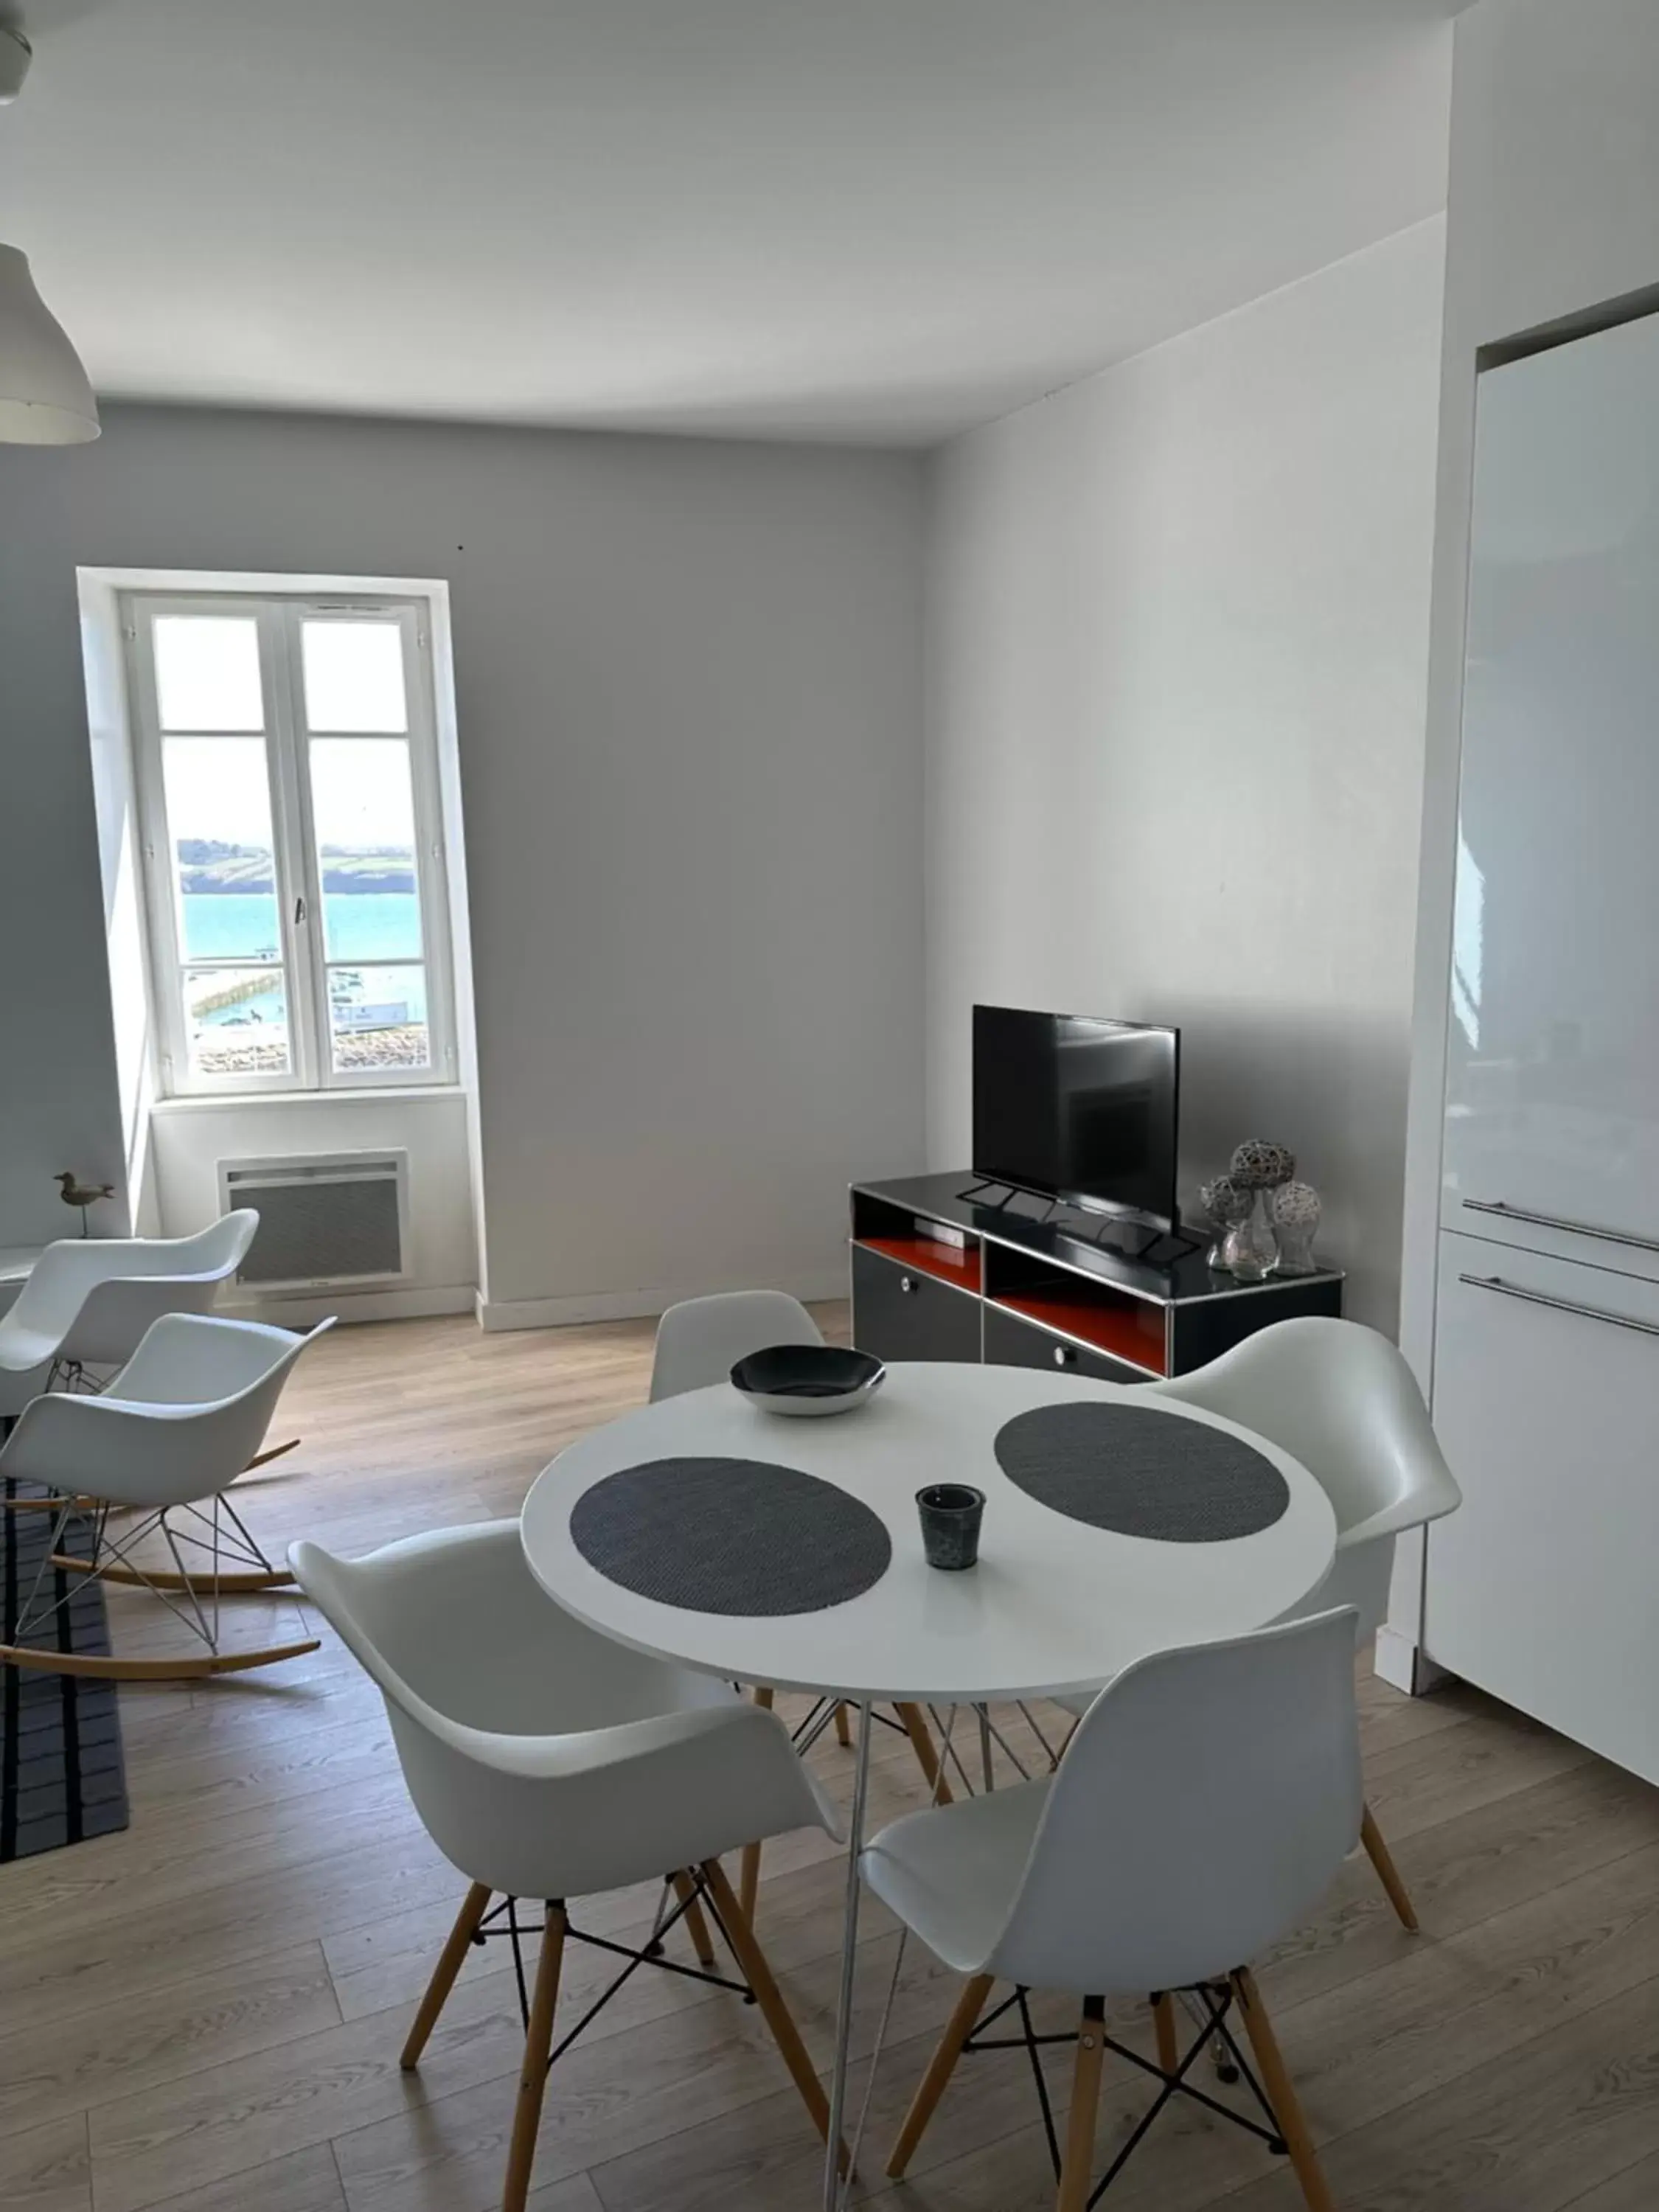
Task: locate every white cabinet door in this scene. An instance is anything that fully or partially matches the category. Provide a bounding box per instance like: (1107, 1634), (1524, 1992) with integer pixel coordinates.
(1427, 1230), (1659, 1784)
(1443, 310), (1659, 1279)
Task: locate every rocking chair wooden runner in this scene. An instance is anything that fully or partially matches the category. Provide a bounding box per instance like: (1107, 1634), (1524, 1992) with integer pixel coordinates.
(0, 1312), (334, 1680)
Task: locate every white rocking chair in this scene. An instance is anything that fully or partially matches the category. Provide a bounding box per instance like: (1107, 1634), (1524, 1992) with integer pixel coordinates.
(0, 1212), (260, 1390)
(0, 1311), (333, 1680)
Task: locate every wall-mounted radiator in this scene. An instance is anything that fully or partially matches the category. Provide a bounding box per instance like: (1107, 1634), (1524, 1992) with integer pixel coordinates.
(218, 1152), (410, 1289)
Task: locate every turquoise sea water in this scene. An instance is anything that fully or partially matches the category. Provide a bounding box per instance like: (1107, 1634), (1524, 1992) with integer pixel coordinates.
(183, 891), (421, 964)
(184, 892), (425, 1030)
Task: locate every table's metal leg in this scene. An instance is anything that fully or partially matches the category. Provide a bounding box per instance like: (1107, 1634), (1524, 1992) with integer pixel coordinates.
(978, 1702), (995, 1792)
(824, 1696), (874, 2212)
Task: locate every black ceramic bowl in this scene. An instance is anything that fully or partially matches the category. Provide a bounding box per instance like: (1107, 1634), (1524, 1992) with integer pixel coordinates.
(729, 1343), (887, 1418)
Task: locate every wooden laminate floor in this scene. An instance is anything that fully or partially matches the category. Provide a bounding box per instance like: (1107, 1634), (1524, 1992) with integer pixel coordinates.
(4, 1310), (1659, 2212)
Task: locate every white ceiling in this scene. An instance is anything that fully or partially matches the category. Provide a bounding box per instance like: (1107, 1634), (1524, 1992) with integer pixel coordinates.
(0, 0), (1458, 446)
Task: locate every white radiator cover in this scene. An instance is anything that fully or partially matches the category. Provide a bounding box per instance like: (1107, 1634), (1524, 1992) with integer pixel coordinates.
(219, 1152), (410, 1288)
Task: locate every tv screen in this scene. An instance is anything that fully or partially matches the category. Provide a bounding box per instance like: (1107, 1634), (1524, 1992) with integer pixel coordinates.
(972, 1006), (1180, 1228)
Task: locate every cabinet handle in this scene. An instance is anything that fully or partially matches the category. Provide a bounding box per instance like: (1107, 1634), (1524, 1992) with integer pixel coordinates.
(1053, 1343), (1074, 1368)
(1461, 1197), (1659, 1257)
(899, 1274), (915, 1294)
(1458, 1271), (1659, 1340)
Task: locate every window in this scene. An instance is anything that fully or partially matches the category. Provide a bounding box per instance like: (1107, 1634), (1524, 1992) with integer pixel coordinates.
(125, 592), (456, 1094)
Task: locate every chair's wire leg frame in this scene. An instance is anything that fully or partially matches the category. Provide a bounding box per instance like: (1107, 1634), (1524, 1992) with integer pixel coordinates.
(956, 1976), (1287, 2205)
(44, 1360), (108, 1397)
(476, 1874), (756, 2065)
(473, 1876), (752, 2044)
(12, 1489), (300, 1662)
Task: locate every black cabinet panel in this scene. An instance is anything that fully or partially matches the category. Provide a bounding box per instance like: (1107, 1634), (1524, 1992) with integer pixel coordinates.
(851, 1244), (981, 1363)
(1168, 1273), (1343, 1373)
(982, 1302), (1152, 1385)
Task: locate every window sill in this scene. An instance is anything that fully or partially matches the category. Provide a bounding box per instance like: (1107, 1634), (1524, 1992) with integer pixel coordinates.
(150, 1086), (465, 1116)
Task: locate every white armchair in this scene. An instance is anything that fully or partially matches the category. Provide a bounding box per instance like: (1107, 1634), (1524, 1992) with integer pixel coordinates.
(1054, 1316), (1461, 1930)
(0, 1211), (260, 1385)
(290, 1520), (844, 2212)
(869, 1611), (1360, 2212)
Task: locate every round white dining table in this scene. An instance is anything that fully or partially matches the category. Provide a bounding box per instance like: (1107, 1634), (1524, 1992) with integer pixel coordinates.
(520, 1360), (1338, 2211)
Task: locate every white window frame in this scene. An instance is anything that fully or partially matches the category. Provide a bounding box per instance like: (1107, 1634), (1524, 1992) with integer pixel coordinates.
(124, 589), (459, 1097)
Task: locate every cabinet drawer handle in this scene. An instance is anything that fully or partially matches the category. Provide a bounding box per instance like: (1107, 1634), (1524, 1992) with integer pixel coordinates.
(1458, 1271), (1659, 1340)
(1461, 1198), (1659, 1256)
(1053, 1343), (1074, 1368)
(899, 1274), (915, 1294)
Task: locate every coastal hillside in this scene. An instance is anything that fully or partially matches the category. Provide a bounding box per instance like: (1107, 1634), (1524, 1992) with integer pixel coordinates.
(178, 840), (415, 896)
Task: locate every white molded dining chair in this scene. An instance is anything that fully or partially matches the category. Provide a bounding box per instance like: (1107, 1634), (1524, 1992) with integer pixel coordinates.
(1054, 1317), (1461, 1930)
(289, 1520), (844, 2212)
(0, 1211), (260, 1385)
(868, 1610), (1360, 2212)
(649, 1288), (824, 1402)
(650, 1287), (958, 1916)
(0, 1310), (332, 1679)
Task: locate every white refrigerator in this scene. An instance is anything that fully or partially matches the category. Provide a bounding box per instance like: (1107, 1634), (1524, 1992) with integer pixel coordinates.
(1427, 307), (1659, 1786)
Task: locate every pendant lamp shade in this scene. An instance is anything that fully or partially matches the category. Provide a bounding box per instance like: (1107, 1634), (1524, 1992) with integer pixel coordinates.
(0, 243), (99, 443)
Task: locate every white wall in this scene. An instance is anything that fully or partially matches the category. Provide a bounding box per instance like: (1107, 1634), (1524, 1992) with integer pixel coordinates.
(148, 1091), (476, 1324)
(925, 220), (1446, 1331)
(0, 408), (926, 1319)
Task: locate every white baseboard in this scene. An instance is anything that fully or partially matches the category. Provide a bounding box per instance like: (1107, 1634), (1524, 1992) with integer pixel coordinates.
(477, 1272), (850, 1335)
(219, 1283), (478, 1328)
(1374, 1622), (1455, 1697)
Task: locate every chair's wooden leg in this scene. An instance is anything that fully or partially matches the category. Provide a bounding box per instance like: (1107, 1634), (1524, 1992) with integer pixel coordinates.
(1360, 1803), (1419, 1931)
(1152, 1992), (1179, 2075)
(49, 1554), (296, 1593)
(700, 1857), (849, 2171)
(503, 1902), (566, 2212)
(246, 1438), (300, 1471)
(894, 1700), (954, 1804)
(672, 1871), (717, 1968)
(887, 1972), (995, 2177)
(738, 1685), (776, 1921)
(401, 1882), (492, 2070)
(1231, 1967), (1335, 2212)
(0, 1639), (319, 1680)
(1057, 1995), (1107, 2212)
(835, 1700), (852, 1747)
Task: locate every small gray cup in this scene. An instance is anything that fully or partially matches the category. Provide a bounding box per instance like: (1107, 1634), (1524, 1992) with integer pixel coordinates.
(917, 1483), (985, 1570)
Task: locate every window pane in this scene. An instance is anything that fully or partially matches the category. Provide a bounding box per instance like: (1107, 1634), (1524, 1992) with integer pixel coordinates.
(310, 737), (424, 962)
(184, 966), (291, 1078)
(162, 737), (281, 962)
(327, 964), (429, 1072)
(153, 616), (264, 731)
(301, 621), (408, 731)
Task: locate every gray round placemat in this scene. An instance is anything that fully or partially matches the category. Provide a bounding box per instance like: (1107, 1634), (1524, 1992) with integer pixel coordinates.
(993, 1402), (1289, 1543)
(569, 1457), (892, 1615)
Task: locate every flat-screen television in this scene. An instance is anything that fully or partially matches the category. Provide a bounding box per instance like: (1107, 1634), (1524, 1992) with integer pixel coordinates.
(972, 1005), (1180, 1230)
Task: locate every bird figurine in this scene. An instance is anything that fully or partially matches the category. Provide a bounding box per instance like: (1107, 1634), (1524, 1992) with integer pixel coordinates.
(56, 1171), (114, 1238)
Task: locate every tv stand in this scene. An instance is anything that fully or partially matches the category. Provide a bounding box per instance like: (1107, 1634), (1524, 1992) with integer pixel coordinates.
(960, 1179), (1199, 1264)
(851, 1171), (1342, 1382)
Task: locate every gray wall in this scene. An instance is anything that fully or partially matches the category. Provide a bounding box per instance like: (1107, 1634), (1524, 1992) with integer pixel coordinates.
(0, 408), (927, 1313)
(1401, 0), (1659, 1385)
(925, 222), (1446, 1330)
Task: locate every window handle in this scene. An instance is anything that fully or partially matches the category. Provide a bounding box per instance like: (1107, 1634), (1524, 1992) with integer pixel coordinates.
(294, 895), (307, 925)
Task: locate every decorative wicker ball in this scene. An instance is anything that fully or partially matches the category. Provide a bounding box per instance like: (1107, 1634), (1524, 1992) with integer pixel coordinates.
(1270, 1179), (1322, 1230)
(1229, 1138), (1296, 1189)
(1199, 1175), (1251, 1227)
